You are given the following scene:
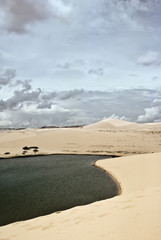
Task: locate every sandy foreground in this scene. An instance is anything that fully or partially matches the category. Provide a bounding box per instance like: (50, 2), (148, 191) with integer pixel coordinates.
(0, 119), (161, 239)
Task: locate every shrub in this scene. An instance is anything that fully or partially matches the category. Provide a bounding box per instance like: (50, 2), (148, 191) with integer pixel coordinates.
(33, 149), (39, 153)
(29, 146), (39, 150)
(23, 146), (30, 150)
(22, 151), (28, 154)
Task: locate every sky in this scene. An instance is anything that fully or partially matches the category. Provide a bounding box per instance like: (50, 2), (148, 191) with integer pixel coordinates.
(0, 0), (161, 128)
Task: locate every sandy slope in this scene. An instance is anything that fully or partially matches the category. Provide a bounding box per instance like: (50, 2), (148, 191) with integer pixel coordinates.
(84, 118), (138, 129)
(0, 119), (161, 239)
(85, 118), (161, 130)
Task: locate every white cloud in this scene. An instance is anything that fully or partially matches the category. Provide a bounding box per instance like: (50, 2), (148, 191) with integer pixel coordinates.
(23, 103), (69, 114)
(137, 106), (161, 122)
(137, 95), (161, 122)
(104, 114), (129, 121)
(137, 51), (161, 66)
(153, 98), (161, 104)
(0, 112), (12, 127)
(48, 0), (72, 19)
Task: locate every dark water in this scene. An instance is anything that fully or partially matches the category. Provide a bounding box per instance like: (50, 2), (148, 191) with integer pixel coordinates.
(0, 155), (118, 226)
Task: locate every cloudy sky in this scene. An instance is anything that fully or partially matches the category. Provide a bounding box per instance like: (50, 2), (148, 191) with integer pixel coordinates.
(0, 0), (161, 127)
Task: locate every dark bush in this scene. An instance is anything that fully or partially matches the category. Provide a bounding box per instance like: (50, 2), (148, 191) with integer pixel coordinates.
(29, 146), (39, 150)
(33, 149), (39, 153)
(22, 151), (28, 154)
(23, 146), (30, 150)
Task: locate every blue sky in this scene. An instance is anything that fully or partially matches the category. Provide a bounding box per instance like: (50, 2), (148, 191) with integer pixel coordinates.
(0, 0), (161, 127)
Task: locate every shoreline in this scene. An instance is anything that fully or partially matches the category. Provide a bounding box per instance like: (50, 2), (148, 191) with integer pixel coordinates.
(95, 160), (122, 196)
(0, 152), (119, 160)
(97, 152), (161, 194)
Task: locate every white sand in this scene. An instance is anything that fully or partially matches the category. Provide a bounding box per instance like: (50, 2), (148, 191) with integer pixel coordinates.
(0, 119), (161, 240)
(0, 119), (161, 157)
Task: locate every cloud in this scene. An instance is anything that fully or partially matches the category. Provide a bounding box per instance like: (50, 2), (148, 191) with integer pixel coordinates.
(2, 0), (155, 35)
(48, 0), (72, 19)
(0, 0), (73, 33)
(137, 51), (161, 66)
(0, 0), (161, 93)
(80, 0), (161, 35)
(12, 79), (32, 91)
(88, 68), (104, 76)
(0, 0), (52, 33)
(153, 98), (161, 104)
(0, 90), (41, 111)
(137, 95), (161, 122)
(105, 114), (129, 121)
(39, 88), (84, 102)
(59, 89), (85, 100)
(137, 106), (161, 122)
(151, 76), (159, 81)
(0, 107), (72, 128)
(0, 80), (41, 111)
(0, 68), (16, 87)
(0, 99), (6, 111)
(7, 88), (41, 109)
(41, 92), (57, 101)
(37, 101), (53, 109)
(0, 71), (161, 127)
(56, 62), (71, 70)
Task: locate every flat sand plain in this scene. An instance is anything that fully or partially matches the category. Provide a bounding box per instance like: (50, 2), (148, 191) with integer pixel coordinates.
(0, 119), (161, 240)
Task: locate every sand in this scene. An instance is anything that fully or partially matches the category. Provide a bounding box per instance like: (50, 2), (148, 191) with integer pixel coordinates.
(0, 119), (161, 157)
(0, 119), (161, 240)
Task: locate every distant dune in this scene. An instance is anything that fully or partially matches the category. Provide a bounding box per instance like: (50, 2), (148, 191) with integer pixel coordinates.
(84, 118), (161, 130)
(84, 118), (137, 129)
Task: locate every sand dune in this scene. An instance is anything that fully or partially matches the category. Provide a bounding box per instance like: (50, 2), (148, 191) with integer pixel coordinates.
(84, 118), (161, 130)
(84, 118), (137, 129)
(0, 119), (161, 240)
(84, 119), (116, 129)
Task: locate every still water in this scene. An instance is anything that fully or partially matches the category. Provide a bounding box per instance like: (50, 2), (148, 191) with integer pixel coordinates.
(0, 155), (118, 226)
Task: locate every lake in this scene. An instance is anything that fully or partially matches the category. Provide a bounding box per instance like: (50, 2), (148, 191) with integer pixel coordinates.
(0, 155), (119, 226)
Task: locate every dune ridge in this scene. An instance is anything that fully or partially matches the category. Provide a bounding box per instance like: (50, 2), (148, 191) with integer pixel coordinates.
(84, 118), (161, 130)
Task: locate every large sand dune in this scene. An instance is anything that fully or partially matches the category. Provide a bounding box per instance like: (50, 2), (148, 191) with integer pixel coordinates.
(0, 119), (161, 240)
(84, 118), (161, 130)
(84, 118), (138, 129)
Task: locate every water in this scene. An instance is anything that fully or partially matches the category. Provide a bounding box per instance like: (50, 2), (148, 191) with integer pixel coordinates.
(0, 155), (118, 226)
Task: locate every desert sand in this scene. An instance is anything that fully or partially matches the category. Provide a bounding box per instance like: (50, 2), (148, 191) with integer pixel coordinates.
(0, 119), (161, 240)
(0, 118), (161, 158)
